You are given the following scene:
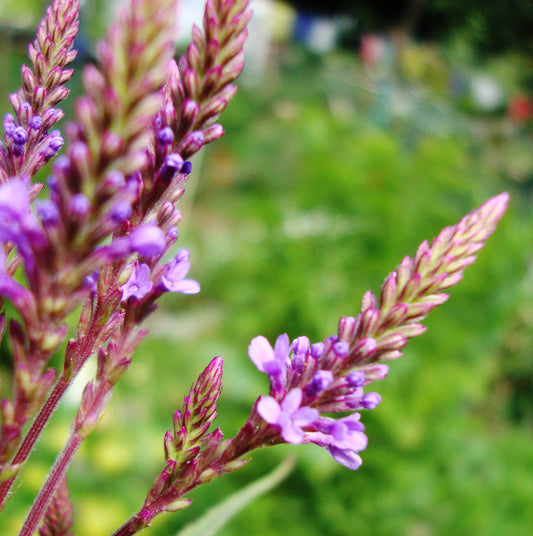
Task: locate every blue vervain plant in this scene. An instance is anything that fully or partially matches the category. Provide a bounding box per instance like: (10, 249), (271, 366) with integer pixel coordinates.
(0, 0), (508, 534)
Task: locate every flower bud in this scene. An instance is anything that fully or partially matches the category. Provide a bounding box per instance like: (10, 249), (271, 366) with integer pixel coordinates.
(129, 224), (166, 257)
(110, 201), (132, 223)
(181, 160), (192, 174)
(305, 370), (333, 397)
(180, 130), (204, 157)
(157, 126), (174, 146)
(35, 199), (60, 225)
(361, 392), (381, 410)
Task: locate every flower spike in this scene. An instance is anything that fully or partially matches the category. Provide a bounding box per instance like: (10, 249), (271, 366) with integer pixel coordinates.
(246, 193), (508, 469)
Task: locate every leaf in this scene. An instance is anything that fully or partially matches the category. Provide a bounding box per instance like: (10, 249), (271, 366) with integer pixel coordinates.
(175, 456), (296, 536)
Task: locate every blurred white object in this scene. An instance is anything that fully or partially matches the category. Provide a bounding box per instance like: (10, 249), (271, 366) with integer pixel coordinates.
(306, 17), (337, 54)
(470, 75), (504, 111)
(242, 0), (273, 85)
(175, 0), (206, 45)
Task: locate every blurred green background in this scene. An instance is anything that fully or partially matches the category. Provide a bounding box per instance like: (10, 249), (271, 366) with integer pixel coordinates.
(1, 1), (533, 535)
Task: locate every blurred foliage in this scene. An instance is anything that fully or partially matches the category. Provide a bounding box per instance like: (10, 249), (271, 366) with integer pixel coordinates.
(286, 0), (533, 55)
(1, 6), (533, 536)
(0, 0), (49, 28)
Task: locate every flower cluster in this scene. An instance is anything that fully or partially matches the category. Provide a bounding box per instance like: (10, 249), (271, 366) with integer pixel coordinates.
(250, 334), (374, 469)
(246, 193), (509, 470)
(0, 0), (251, 533)
(0, 0), (509, 534)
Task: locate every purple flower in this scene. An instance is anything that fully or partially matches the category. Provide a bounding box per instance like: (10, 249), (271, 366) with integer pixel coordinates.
(257, 388), (319, 444)
(308, 413), (368, 470)
(120, 263), (153, 301)
(0, 180), (31, 219)
(129, 223), (166, 257)
(0, 180), (44, 269)
(327, 414), (367, 450)
(327, 414), (368, 470)
(12, 143), (25, 156)
(248, 333), (289, 382)
(161, 249), (200, 294)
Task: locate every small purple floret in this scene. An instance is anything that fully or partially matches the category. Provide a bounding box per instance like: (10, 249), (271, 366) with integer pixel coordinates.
(129, 223), (166, 257)
(12, 144), (25, 156)
(248, 334), (290, 378)
(160, 154), (184, 183)
(308, 413), (368, 470)
(161, 249), (200, 294)
(258, 388), (319, 444)
(165, 153), (184, 170)
(326, 413), (368, 470)
(120, 263), (153, 301)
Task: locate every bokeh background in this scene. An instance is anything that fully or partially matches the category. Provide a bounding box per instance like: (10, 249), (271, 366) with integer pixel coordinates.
(1, 0), (533, 535)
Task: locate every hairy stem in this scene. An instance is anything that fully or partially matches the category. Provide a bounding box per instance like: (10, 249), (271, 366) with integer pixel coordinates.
(0, 374), (72, 511)
(18, 432), (82, 536)
(0, 374), (71, 511)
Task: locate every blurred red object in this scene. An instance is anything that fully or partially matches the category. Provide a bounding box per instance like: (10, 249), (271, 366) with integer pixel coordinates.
(508, 94), (533, 123)
(360, 34), (386, 68)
